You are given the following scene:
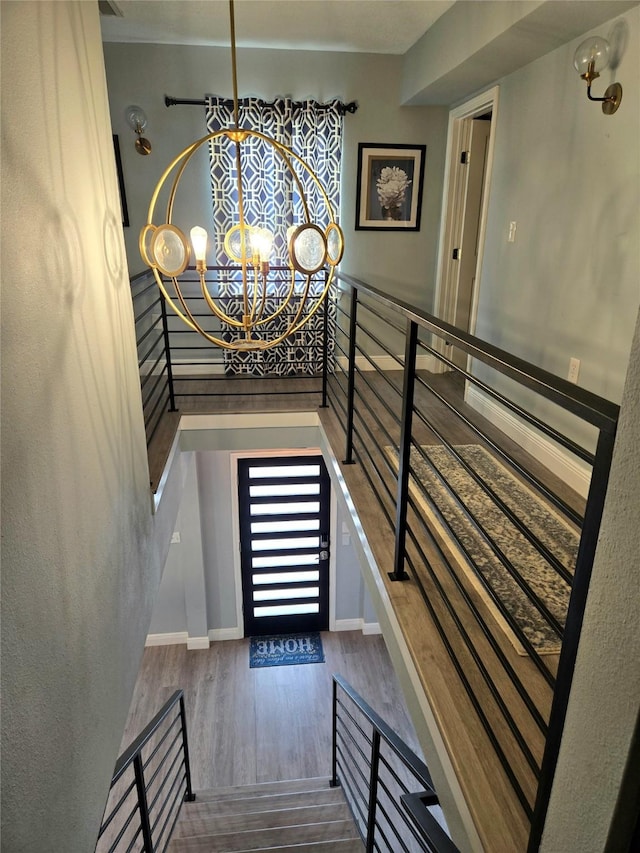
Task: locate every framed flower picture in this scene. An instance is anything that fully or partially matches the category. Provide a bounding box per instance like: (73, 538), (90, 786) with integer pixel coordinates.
(355, 143), (426, 231)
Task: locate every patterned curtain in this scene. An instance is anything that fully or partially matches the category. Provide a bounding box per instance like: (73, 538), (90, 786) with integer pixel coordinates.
(205, 96), (342, 375)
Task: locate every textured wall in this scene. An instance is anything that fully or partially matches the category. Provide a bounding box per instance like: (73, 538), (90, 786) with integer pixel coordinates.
(0, 3), (163, 850)
(541, 303), (640, 849)
(476, 8), (640, 407)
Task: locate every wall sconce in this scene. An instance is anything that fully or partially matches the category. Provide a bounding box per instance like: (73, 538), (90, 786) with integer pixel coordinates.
(573, 36), (622, 115)
(125, 105), (152, 154)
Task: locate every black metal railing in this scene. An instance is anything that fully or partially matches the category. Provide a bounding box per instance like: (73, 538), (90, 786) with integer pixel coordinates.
(131, 271), (177, 447)
(95, 690), (195, 853)
(129, 265), (619, 849)
(131, 267), (336, 448)
(332, 675), (459, 853)
(328, 272), (619, 850)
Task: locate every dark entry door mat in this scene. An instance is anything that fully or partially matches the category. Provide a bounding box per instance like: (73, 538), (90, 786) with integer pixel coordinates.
(249, 633), (325, 668)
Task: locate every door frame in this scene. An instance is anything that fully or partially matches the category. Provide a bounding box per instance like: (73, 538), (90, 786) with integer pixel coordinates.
(229, 447), (338, 638)
(433, 86), (500, 370)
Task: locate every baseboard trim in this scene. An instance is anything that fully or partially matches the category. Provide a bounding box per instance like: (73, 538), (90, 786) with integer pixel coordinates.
(145, 632), (188, 647)
(186, 636), (210, 650)
(334, 618), (363, 632)
(465, 384), (591, 499)
(334, 618), (382, 635)
(208, 627), (244, 641)
(337, 354), (438, 373)
(146, 622), (379, 645)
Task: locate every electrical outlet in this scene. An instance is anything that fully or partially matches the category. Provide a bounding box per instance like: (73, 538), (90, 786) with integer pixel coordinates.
(508, 221), (517, 243)
(568, 357), (580, 384)
(171, 531), (181, 544)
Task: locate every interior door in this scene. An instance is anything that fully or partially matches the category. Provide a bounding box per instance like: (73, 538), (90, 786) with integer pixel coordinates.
(452, 117), (492, 369)
(237, 454), (330, 637)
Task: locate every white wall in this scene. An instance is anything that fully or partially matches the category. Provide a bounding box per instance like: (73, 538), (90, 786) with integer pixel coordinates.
(475, 9), (640, 413)
(102, 42), (448, 311)
(0, 2), (173, 850)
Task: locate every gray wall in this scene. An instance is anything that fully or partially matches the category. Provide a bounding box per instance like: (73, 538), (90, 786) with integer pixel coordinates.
(1, 2), (176, 850)
(103, 42), (448, 311)
(475, 9), (639, 414)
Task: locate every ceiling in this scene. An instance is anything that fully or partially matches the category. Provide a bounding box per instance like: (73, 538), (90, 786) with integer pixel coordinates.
(99, 0), (456, 54)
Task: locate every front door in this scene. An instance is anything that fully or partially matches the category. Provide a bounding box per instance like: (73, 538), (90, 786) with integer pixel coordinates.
(238, 454), (330, 637)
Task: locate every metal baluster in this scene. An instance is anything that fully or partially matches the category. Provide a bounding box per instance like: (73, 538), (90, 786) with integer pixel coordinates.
(390, 319), (418, 581)
(179, 695), (197, 802)
(133, 754), (154, 853)
(330, 678), (339, 787)
(321, 270), (329, 408)
(365, 730), (382, 853)
(344, 287), (358, 464)
(159, 291), (177, 412)
(527, 425), (617, 852)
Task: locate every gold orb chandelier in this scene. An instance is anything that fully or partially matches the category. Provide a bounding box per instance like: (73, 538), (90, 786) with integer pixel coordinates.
(139, 0), (344, 351)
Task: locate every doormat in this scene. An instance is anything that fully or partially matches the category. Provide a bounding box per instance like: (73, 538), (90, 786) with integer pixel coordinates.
(386, 444), (580, 655)
(249, 633), (325, 668)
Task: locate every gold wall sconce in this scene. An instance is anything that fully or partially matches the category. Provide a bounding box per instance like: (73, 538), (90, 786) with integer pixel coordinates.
(125, 105), (152, 154)
(573, 36), (622, 115)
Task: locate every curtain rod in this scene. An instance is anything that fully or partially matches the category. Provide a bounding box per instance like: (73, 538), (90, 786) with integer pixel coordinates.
(164, 95), (358, 115)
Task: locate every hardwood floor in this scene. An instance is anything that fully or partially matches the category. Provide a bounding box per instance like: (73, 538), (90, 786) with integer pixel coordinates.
(120, 632), (422, 792)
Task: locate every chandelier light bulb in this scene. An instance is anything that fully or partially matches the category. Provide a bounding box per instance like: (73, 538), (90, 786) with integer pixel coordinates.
(252, 228), (274, 263)
(190, 226), (208, 262)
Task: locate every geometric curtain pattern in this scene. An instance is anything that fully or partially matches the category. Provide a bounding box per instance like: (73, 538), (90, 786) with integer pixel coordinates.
(205, 96), (344, 266)
(218, 275), (336, 377)
(204, 96), (343, 375)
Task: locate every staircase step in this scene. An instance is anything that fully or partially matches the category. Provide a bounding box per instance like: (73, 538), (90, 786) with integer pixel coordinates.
(168, 819), (360, 852)
(175, 803), (352, 838)
(193, 777), (334, 803)
(180, 788), (346, 819)
(240, 842), (363, 853)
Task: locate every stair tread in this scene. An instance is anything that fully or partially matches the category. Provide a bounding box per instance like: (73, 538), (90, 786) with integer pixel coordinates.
(170, 841), (363, 853)
(175, 803), (352, 838)
(252, 843), (363, 853)
(194, 778), (334, 802)
(180, 788), (346, 818)
(168, 819), (359, 852)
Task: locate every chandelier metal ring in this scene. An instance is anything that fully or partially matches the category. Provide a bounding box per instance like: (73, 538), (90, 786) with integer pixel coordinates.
(140, 124), (343, 351)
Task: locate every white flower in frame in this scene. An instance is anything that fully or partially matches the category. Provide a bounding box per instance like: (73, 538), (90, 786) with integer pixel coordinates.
(376, 166), (411, 210)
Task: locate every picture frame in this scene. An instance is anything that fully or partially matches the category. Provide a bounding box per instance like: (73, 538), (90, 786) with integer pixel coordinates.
(112, 134), (130, 227)
(355, 143), (426, 231)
